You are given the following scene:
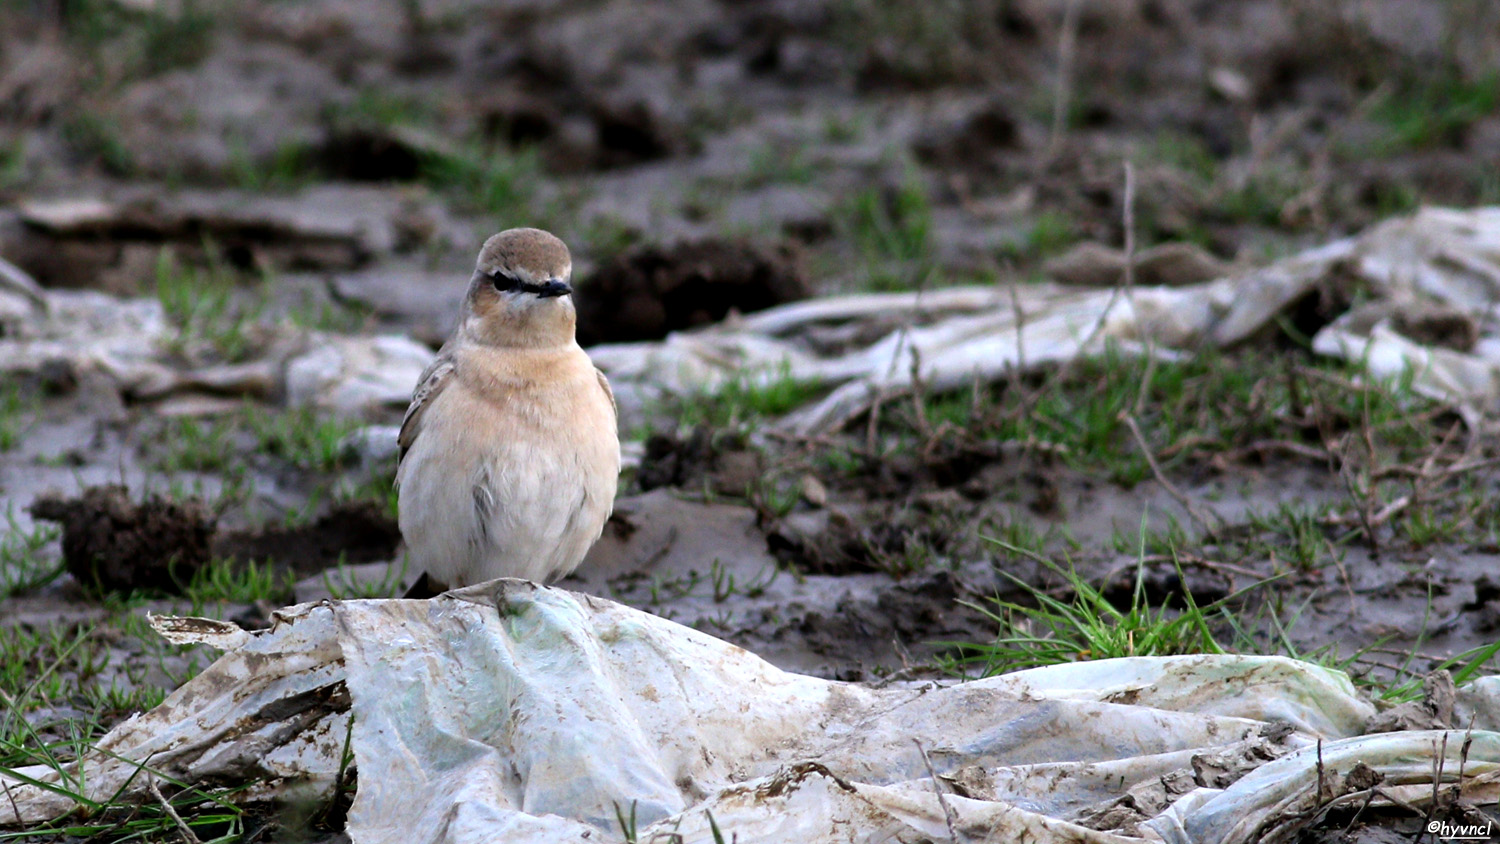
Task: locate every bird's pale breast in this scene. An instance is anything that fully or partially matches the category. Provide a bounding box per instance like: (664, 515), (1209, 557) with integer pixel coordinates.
(397, 344), (619, 586)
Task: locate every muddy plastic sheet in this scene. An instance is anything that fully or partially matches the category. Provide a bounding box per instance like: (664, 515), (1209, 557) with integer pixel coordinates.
(4, 581), (1500, 843)
(0, 279), (433, 414)
(0, 288), (174, 391)
(6, 207), (1497, 426)
(587, 207), (1500, 432)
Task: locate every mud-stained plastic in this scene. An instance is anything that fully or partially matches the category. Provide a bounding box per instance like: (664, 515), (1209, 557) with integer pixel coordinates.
(3, 581), (1498, 843)
(586, 207), (1500, 433)
(6, 207), (1499, 428)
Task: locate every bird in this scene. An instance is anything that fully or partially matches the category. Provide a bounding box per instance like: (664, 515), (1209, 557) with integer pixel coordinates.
(396, 228), (620, 598)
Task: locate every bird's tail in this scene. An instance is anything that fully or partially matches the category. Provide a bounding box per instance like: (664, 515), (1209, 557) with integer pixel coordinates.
(402, 571), (446, 599)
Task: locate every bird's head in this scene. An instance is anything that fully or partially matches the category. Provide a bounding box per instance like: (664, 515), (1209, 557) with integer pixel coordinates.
(461, 228), (577, 348)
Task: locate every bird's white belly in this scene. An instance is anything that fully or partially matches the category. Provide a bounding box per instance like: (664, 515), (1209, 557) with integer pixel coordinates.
(469, 445), (596, 583)
(398, 410), (614, 587)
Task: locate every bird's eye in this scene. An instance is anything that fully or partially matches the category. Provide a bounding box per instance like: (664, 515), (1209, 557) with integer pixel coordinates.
(490, 272), (519, 292)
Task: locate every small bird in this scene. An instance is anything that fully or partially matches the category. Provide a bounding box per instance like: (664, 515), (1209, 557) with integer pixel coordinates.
(396, 228), (620, 597)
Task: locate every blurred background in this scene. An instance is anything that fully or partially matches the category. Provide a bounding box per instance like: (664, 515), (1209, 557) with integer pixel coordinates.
(0, 0), (1497, 636)
(1, 0), (1497, 323)
(1, 0), (1500, 745)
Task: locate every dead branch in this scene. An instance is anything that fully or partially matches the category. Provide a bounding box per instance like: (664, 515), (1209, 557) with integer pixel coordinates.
(914, 739), (961, 843)
(1122, 412), (1221, 538)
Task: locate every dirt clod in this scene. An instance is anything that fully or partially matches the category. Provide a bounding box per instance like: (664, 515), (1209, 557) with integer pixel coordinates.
(313, 127), (427, 182)
(575, 239), (809, 345)
(1043, 241), (1231, 288)
(636, 427), (720, 492)
(1343, 762), (1384, 791)
(589, 99), (682, 169)
(854, 436), (1003, 498)
(213, 500), (401, 576)
(1390, 302), (1480, 352)
(788, 571), (991, 677)
(769, 502), (967, 577)
(913, 100), (1021, 172)
(30, 485), (214, 594)
(1364, 670), (1457, 733)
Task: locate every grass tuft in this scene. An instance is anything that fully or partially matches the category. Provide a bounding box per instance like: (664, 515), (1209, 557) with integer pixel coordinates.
(0, 382), (35, 452)
(61, 112), (135, 176)
(182, 557), (294, 609)
(941, 537), (1244, 677)
(836, 169), (934, 291)
(242, 405), (360, 472)
(154, 247), (267, 364)
(1369, 70), (1500, 155)
(0, 508), (63, 600)
(420, 142), (543, 221)
(668, 362), (822, 432)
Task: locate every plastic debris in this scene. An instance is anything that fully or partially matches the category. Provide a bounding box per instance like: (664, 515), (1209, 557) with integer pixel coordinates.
(282, 334), (434, 416)
(7, 207), (1498, 428)
(588, 207), (1500, 432)
(4, 581), (1497, 844)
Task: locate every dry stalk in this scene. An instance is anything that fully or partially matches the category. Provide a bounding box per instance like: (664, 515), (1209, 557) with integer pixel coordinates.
(1376, 456), (1500, 481)
(1005, 270), (1040, 426)
(1317, 384), (1377, 551)
(1326, 536), (1357, 613)
(1315, 739), (1327, 808)
(1342, 785), (1380, 834)
(1360, 398), (1381, 523)
(1119, 162), (1160, 418)
(1425, 733), (1450, 836)
(866, 383), (888, 456)
(2, 778), (20, 828)
(908, 345), (932, 440)
(1369, 495), (1411, 527)
(1207, 439), (1333, 464)
(1458, 723), (1474, 806)
(1020, 161), (1139, 433)
(1122, 412), (1221, 538)
(1374, 785), (1426, 817)
(148, 777), (203, 844)
(1046, 0), (1082, 161)
(1068, 162), (1141, 371)
(914, 739), (961, 843)
(1138, 553), (1263, 580)
(1008, 271), (1028, 376)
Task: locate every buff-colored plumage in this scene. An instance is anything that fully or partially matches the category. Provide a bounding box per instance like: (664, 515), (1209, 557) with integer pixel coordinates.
(396, 228), (619, 594)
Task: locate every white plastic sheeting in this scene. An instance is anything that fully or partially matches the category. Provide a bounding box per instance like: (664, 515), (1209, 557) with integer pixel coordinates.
(5, 207), (1498, 426)
(588, 207), (1500, 432)
(4, 581), (1498, 843)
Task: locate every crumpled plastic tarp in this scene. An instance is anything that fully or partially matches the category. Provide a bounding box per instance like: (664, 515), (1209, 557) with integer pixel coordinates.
(588, 207), (1500, 432)
(0, 279), (432, 416)
(5, 207), (1499, 428)
(4, 581), (1498, 843)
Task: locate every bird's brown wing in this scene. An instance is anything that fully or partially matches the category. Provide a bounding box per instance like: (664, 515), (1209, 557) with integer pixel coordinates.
(595, 368), (616, 418)
(397, 352), (457, 469)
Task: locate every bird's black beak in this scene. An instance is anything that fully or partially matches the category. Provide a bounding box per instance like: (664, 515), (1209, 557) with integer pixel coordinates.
(536, 279), (573, 298)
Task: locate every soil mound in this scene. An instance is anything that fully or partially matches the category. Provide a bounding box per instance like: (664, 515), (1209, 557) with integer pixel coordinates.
(213, 500), (401, 575)
(575, 239), (809, 345)
(30, 485), (214, 593)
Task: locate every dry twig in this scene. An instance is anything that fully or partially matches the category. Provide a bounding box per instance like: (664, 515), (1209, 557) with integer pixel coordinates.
(148, 777), (203, 844)
(1122, 412), (1221, 538)
(1046, 0), (1082, 161)
(914, 739), (961, 843)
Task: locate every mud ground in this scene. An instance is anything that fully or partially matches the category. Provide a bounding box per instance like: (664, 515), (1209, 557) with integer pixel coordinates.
(2, 0), (1499, 839)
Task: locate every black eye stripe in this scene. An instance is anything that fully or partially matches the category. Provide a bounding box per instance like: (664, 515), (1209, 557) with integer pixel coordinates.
(489, 272), (558, 294)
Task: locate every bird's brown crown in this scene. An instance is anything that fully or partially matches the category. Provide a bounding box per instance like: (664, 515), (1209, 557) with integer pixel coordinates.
(477, 228), (572, 283)
(461, 228), (579, 349)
